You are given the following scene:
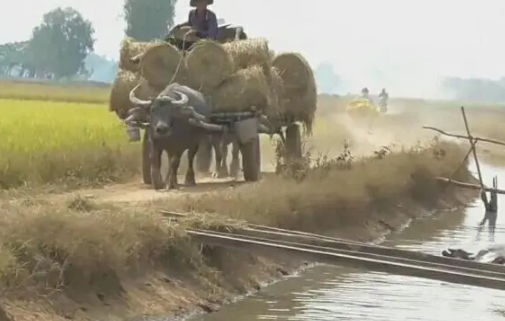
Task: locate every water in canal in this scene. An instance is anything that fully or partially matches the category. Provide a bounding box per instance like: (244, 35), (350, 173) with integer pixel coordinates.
(191, 162), (505, 321)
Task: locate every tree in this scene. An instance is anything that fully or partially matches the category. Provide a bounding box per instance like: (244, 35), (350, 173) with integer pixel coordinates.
(124, 0), (177, 41)
(0, 42), (28, 76)
(27, 7), (95, 79)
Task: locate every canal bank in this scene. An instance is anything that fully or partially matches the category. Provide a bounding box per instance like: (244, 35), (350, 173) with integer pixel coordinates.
(190, 162), (502, 321)
(173, 192), (478, 320)
(0, 141), (478, 321)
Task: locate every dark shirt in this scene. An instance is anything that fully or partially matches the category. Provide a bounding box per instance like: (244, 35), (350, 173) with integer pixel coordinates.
(187, 9), (218, 39)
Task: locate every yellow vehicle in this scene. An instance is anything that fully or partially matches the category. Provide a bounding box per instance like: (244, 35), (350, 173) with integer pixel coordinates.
(345, 97), (381, 118)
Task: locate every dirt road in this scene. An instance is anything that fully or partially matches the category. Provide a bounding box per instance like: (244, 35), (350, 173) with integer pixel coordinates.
(40, 107), (470, 206)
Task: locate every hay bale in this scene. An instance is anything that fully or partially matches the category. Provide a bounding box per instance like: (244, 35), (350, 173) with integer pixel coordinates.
(264, 67), (285, 117)
(210, 65), (275, 112)
(222, 38), (272, 76)
(296, 66), (317, 133)
(119, 38), (156, 73)
(140, 42), (187, 89)
(271, 62), (317, 134)
(185, 40), (233, 90)
(109, 70), (158, 120)
(272, 52), (311, 89)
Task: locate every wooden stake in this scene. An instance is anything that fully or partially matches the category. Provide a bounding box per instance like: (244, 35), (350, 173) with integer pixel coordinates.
(489, 175), (498, 212)
(460, 106), (488, 204)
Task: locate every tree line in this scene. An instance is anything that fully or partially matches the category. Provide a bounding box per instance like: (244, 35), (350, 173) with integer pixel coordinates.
(442, 77), (505, 103)
(0, 0), (177, 80)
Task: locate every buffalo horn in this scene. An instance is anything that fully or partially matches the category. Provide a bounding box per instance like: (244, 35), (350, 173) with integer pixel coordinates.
(129, 84), (152, 107)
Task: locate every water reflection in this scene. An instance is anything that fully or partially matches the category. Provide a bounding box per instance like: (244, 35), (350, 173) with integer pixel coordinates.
(193, 163), (505, 321)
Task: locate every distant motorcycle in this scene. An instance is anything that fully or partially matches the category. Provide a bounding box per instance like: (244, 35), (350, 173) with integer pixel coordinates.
(378, 96), (387, 113)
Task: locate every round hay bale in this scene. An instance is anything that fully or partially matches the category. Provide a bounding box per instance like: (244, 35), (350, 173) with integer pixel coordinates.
(109, 71), (158, 120)
(185, 40), (233, 90)
(140, 42), (186, 89)
(119, 38), (156, 73)
(210, 65), (275, 113)
(272, 52), (311, 89)
(222, 38), (272, 76)
(274, 64), (317, 134)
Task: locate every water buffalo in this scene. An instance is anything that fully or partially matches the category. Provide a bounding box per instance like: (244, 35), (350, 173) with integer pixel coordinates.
(442, 244), (505, 264)
(197, 113), (275, 178)
(129, 82), (225, 190)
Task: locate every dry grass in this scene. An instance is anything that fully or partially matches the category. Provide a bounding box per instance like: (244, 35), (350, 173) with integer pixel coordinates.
(161, 139), (470, 231)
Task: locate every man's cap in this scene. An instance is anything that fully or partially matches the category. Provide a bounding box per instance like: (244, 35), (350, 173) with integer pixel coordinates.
(190, 0), (213, 6)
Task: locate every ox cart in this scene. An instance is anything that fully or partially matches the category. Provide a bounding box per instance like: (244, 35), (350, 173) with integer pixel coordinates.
(133, 24), (304, 185)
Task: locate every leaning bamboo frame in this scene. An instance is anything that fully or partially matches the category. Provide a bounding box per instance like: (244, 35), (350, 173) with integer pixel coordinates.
(162, 210), (505, 291)
(423, 106), (502, 210)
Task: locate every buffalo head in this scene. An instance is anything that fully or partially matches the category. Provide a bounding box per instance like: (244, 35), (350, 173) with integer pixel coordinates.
(128, 83), (224, 138)
(129, 83), (192, 137)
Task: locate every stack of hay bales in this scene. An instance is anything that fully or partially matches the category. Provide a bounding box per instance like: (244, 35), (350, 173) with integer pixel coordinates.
(184, 38), (274, 113)
(119, 38), (158, 73)
(110, 36), (317, 135)
(110, 38), (185, 118)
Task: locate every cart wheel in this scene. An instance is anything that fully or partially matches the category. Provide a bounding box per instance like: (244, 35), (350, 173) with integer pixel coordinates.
(285, 123), (302, 161)
(142, 129), (152, 185)
(240, 136), (260, 182)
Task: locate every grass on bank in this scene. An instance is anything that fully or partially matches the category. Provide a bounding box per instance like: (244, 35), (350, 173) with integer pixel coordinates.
(0, 140), (471, 301)
(0, 99), (139, 188)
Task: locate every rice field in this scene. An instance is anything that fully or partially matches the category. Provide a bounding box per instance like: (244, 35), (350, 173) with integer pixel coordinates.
(0, 79), (109, 104)
(0, 94), (139, 188)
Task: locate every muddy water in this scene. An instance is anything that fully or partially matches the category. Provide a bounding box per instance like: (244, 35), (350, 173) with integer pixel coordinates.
(191, 162), (505, 321)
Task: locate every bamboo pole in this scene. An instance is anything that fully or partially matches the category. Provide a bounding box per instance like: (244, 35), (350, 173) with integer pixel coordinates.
(436, 177), (505, 194)
(460, 106), (488, 204)
(422, 126), (505, 147)
(189, 229), (505, 292)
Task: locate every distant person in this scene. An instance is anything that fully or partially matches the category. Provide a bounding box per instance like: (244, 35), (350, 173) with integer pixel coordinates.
(360, 87), (372, 103)
(378, 88), (388, 113)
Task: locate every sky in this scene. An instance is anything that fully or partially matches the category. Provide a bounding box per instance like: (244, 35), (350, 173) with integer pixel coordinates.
(2, 0), (505, 96)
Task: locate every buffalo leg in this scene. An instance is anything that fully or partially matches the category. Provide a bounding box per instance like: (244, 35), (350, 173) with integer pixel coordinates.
(211, 135), (227, 178)
(166, 153), (181, 190)
(219, 140), (230, 177)
(150, 146), (164, 190)
(230, 140), (240, 177)
(185, 144), (198, 186)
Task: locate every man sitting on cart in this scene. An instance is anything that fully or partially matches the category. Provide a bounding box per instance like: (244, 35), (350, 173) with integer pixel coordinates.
(176, 0), (219, 40)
